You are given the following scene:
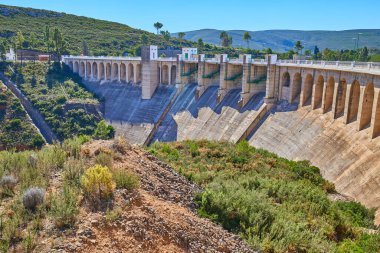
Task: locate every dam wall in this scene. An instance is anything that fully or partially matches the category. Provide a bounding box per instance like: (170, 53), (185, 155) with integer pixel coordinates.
(249, 103), (380, 224)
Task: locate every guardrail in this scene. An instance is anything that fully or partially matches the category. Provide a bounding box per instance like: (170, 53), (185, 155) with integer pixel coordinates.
(62, 55), (380, 73)
(277, 60), (380, 72)
(62, 55), (141, 61)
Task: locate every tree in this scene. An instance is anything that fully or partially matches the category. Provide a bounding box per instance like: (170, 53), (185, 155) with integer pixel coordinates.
(304, 49), (311, 56)
(294, 41), (304, 54)
(45, 25), (51, 63)
(178, 32), (186, 39)
(263, 48), (273, 54)
(153, 22), (163, 35)
(243, 32), (252, 48)
(219, 31), (228, 46)
(359, 46), (369, 61)
(160, 30), (171, 42)
(82, 41), (89, 56)
(219, 31), (232, 47)
(53, 27), (66, 61)
(141, 34), (149, 45)
(313, 46), (320, 56)
(0, 41), (6, 61)
(197, 38), (204, 53)
(29, 32), (37, 49)
(15, 31), (24, 64)
(94, 120), (115, 139)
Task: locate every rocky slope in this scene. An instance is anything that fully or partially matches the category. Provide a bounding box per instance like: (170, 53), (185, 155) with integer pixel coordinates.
(40, 140), (253, 253)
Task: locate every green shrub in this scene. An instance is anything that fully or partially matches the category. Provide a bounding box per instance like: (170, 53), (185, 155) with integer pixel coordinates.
(63, 158), (84, 186)
(105, 207), (123, 223)
(81, 165), (115, 208)
(112, 168), (139, 190)
(94, 120), (115, 140)
(150, 141), (380, 253)
(94, 151), (113, 169)
(49, 186), (79, 228)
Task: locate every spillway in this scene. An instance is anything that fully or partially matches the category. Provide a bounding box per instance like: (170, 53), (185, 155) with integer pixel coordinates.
(83, 82), (176, 144)
(151, 83), (264, 143)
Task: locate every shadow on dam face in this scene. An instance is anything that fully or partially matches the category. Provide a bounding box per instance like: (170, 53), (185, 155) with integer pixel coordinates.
(151, 84), (265, 143)
(82, 82), (176, 124)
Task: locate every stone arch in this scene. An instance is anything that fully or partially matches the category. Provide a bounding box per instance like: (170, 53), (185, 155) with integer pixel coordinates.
(347, 80), (361, 123)
(99, 62), (105, 80)
(324, 76), (335, 113)
(68, 61), (73, 70)
(73, 61), (79, 73)
(359, 83), (374, 130)
(106, 63), (111, 81)
(282, 72), (290, 87)
(136, 64), (142, 83)
(313, 75), (324, 109)
(334, 78), (347, 119)
(128, 63), (134, 83)
(86, 62), (92, 79)
(171, 65), (177, 84)
(302, 73), (313, 106)
(372, 91), (380, 138)
(291, 72), (302, 103)
(112, 63), (119, 81)
(80, 62), (85, 77)
(162, 65), (169, 84)
(120, 63), (126, 82)
(92, 62), (98, 80)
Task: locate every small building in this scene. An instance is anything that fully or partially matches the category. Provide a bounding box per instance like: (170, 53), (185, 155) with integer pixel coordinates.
(182, 48), (198, 60)
(38, 55), (50, 62)
(5, 48), (15, 61)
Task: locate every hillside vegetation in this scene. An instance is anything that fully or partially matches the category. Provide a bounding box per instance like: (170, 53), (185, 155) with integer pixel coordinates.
(149, 140), (380, 253)
(0, 4), (195, 56)
(0, 80), (44, 150)
(1, 62), (113, 141)
(0, 138), (255, 252)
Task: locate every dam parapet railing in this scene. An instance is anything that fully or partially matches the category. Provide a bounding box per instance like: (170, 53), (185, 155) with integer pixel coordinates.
(63, 55), (380, 72)
(277, 59), (380, 73)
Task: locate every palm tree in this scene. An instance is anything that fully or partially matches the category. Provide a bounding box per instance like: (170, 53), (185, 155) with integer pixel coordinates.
(219, 31), (228, 46)
(243, 32), (252, 48)
(178, 32), (186, 39)
(294, 41), (304, 54)
(153, 22), (163, 35)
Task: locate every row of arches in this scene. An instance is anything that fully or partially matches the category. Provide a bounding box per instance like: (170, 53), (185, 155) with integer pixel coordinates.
(280, 71), (380, 138)
(158, 65), (177, 85)
(69, 61), (142, 84)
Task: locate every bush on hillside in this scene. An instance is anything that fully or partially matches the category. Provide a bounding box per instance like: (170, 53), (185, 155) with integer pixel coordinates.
(22, 187), (45, 210)
(150, 140), (380, 253)
(112, 168), (140, 190)
(81, 165), (115, 209)
(94, 120), (115, 140)
(49, 186), (79, 228)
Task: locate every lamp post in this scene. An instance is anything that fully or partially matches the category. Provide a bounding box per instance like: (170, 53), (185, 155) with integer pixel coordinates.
(356, 33), (363, 50)
(352, 38), (357, 50)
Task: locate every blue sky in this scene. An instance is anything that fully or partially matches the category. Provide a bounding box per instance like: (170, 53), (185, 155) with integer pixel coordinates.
(1, 0), (379, 33)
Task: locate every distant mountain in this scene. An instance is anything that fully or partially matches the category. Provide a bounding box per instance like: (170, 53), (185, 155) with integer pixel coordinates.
(173, 29), (380, 52)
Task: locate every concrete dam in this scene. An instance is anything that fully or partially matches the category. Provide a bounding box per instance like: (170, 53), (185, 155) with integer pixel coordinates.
(63, 46), (380, 223)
